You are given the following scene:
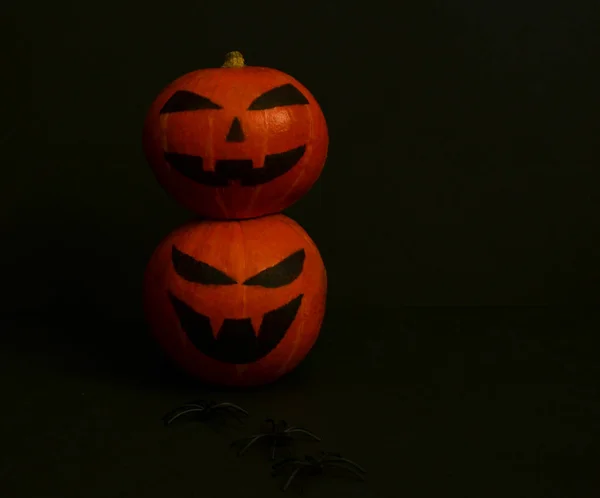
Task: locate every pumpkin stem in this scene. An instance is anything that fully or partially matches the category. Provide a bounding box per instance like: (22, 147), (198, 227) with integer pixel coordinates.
(222, 51), (245, 68)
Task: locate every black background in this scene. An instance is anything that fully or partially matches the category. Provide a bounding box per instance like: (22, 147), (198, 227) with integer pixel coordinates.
(1, 2), (599, 497)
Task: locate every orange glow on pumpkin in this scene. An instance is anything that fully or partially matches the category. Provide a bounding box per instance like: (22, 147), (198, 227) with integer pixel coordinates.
(143, 214), (327, 387)
(143, 52), (328, 220)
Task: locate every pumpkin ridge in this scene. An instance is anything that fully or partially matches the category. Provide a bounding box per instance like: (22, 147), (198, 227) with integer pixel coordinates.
(144, 215), (326, 386)
(237, 220), (248, 318)
(143, 51), (328, 219)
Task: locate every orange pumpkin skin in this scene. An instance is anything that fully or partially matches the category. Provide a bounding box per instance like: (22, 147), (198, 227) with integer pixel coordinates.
(142, 53), (328, 220)
(143, 214), (327, 387)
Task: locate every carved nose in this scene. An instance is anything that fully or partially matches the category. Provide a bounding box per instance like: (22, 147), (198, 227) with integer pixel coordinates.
(226, 117), (245, 142)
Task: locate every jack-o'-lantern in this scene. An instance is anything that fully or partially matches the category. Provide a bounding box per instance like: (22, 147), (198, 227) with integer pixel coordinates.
(143, 214), (327, 387)
(142, 51), (329, 220)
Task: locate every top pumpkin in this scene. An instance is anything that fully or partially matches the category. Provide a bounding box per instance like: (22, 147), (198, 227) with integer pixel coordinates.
(142, 51), (328, 220)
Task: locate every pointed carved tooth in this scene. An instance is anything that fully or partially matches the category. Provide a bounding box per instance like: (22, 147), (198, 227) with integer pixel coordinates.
(208, 316), (225, 338)
(203, 156), (216, 172)
(255, 153), (267, 170)
(250, 315), (264, 336)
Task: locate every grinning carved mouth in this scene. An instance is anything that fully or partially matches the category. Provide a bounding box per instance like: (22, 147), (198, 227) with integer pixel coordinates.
(168, 293), (303, 364)
(164, 145), (306, 187)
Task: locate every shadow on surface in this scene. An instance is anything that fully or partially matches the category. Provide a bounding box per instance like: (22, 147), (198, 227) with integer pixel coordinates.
(1, 304), (599, 498)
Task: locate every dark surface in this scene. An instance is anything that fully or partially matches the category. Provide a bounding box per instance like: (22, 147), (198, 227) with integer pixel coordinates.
(1, 307), (599, 497)
(2, 2), (600, 312)
(1, 1), (600, 497)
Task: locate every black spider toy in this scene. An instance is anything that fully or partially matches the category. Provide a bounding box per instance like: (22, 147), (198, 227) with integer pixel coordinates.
(163, 399), (249, 426)
(232, 418), (321, 460)
(271, 451), (366, 491)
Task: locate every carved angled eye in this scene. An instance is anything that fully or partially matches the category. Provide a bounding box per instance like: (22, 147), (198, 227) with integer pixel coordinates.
(171, 246), (236, 285)
(247, 84), (309, 110)
(243, 249), (305, 288)
(160, 90), (222, 114)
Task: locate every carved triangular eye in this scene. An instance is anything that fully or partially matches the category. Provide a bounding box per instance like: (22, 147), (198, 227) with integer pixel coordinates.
(243, 250), (305, 288)
(160, 90), (222, 114)
(248, 84), (309, 110)
(171, 246), (236, 285)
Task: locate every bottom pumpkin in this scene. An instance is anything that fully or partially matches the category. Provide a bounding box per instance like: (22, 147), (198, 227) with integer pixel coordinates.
(143, 214), (327, 387)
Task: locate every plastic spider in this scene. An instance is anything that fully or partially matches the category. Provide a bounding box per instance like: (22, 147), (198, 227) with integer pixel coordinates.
(271, 451), (366, 491)
(162, 399), (249, 426)
(232, 418), (321, 460)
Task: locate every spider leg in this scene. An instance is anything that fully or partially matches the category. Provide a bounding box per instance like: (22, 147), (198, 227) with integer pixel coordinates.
(215, 404), (248, 424)
(285, 428), (321, 441)
(271, 441), (280, 461)
(324, 457), (366, 473)
(283, 467), (303, 492)
(184, 405), (212, 413)
(230, 434), (262, 448)
(163, 402), (207, 419)
(217, 409), (244, 424)
(212, 402), (249, 416)
(163, 407), (206, 426)
(237, 434), (266, 455)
